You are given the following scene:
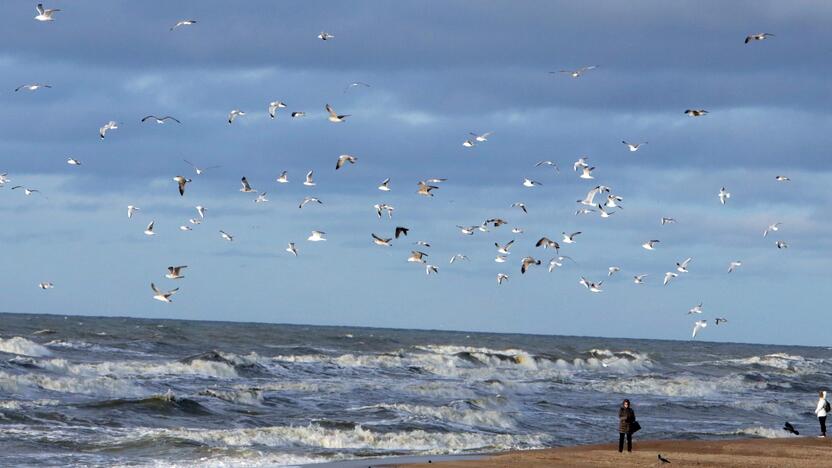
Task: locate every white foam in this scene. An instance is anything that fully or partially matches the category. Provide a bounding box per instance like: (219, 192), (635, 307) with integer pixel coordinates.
(0, 337), (52, 357)
(731, 426), (797, 439)
(31, 358), (239, 379)
(0, 370), (143, 397)
(352, 402), (515, 429)
(598, 374), (767, 397)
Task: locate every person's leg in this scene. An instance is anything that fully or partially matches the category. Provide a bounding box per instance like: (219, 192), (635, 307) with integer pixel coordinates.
(627, 432), (632, 452)
(618, 432), (624, 452)
(821, 416), (827, 436)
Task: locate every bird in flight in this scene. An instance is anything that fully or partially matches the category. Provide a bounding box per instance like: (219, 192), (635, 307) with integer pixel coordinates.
(227, 110), (245, 124)
(99, 121), (118, 139)
(552, 66), (597, 78)
(745, 32), (774, 44)
(692, 320), (708, 339)
(718, 187), (731, 205)
(318, 31), (335, 41)
(15, 83), (51, 92)
(268, 101), (287, 119)
(142, 115), (181, 124)
(622, 141), (647, 152)
(326, 104), (350, 123)
(728, 260), (742, 273)
(336, 155), (358, 170)
(35, 3), (61, 22)
(642, 240), (660, 250)
(184, 160), (220, 176)
(170, 20), (197, 31)
(239, 177), (256, 193)
(165, 266), (187, 279)
(173, 176), (191, 196)
(151, 283), (178, 303)
(684, 109), (708, 117)
(344, 82), (370, 93)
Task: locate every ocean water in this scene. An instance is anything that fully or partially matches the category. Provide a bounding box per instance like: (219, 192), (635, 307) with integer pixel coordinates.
(0, 312), (827, 466)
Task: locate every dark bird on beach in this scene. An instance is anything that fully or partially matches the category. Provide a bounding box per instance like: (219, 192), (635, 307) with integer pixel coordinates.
(658, 453), (671, 463)
(783, 422), (799, 435)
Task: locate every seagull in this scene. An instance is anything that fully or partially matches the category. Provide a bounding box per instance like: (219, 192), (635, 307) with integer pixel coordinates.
(548, 256), (574, 272)
(661, 217), (676, 225)
(127, 205), (139, 218)
(763, 222), (782, 237)
(304, 171), (316, 186)
(775, 175), (790, 182)
(144, 221), (156, 236)
(408, 251), (428, 263)
(578, 186), (605, 206)
(684, 109), (708, 117)
(596, 204), (615, 218)
(183, 160), (220, 176)
(151, 283), (178, 303)
(219, 230), (234, 242)
(378, 178), (391, 191)
(240, 177), (256, 193)
(579, 166), (595, 179)
(189, 218), (201, 225)
(291, 111), (306, 118)
(38, 282), (54, 290)
(99, 121), (118, 139)
(676, 257), (692, 273)
(495, 255), (508, 263)
(579, 277), (604, 293)
(536, 237), (560, 251)
(374, 203), (394, 219)
(170, 20), (197, 31)
(605, 195), (623, 209)
(728, 260), (743, 273)
(622, 141), (647, 152)
(692, 320), (708, 339)
(254, 193), (269, 203)
(34, 3), (61, 22)
(462, 139), (476, 148)
(553, 66), (597, 78)
(268, 101), (287, 119)
(325, 104), (350, 123)
(286, 243), (298, 256)
(715, 318), (728, 325)
(449, 254), (469, 264)
(414, 240), (431, 248)
(0, 173), (9, 186)
(718, 187), (731, 205)
(522, 178), (542, 187)
(371, 233), (392, 246)
(173, 176), (191, 196)
(608, 266), (621, 276)
(425, 264), (439, 275)
(318, 31), (335, 40)
(535, 160), (560, 173)
(663, 272), (678, 286)
(512, 227), (524, 234)
(496, 273), (509, 285)
(511, 202), (528, 214)
(395, 227), (409, 238)
(495, 240), (515, 255)
(195, 206), (206, 219)
(276, 171), (289, 183)
(227, 110), (245, 124)
(179, 225), (192, 231)
(775, 240), (788, 249)
(745, 32), (775, 44)
(344, 82), (370, 93)
(688, 302), (704, 314)
(417, 181), (438, 196)
(141, 115), (181, 124)
(642, 240), (660, 250)
(165, 266), (187, 279)
(15, 83), (52, 92)
(469, 131), (494, 142)
(66, 157), (81, 166)
(299, 196), (322, 209)
(307, 231), (326, 242)
(658, 454), (671, 464)
(562, 231), (581, 244)
(10, 186), (40, 196)
(520, 256), (541, 274)
(573, 157), (590, 172)
(633, 274), (648, 284)
(336, 154), (358, 170)
(457, 225), (476, 235)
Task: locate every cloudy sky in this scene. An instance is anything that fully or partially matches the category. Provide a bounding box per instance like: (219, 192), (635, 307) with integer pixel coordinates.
(1, 1), (830, 346)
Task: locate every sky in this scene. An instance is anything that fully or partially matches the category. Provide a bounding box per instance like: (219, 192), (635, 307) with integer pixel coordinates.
(1, 1), (831, 346)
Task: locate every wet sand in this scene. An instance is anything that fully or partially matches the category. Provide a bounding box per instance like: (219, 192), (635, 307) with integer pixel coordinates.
(382, 437), (832, 467)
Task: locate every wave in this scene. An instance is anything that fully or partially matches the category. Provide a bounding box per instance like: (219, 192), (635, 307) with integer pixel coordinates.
(350, 402), (515, 430)
(598, 374), (769, 397)
(26, 356), (240, 380)
(199, 387), (264, 405)
(729, 426), (798, 439)
(0, 370), (143, 397)
(0, 337), (52, 357)
(84, 394), (212, 415)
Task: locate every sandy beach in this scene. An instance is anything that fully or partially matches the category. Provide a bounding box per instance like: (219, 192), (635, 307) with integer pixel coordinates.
(389, 437), (832, 467)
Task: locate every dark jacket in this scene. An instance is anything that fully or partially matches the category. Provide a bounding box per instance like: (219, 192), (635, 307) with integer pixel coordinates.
(619, 407), (635, 433)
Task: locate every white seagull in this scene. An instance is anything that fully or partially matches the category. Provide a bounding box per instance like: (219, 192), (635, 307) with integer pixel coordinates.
(676, 257), (693, 273)
(522, 178), (542, 188)
(728, 260), (743, 273)
(220, 230), (234, 242)
(286, 243), (298, 256)
(304, 171), (316, 186)
(173, 176), (191, 196)
(268, 101), (287, 119)
(99, 121), (118, 139)
(496, 273), (509, 285)
(227, 110), (245, 124)
(196, 206), (206, 219)
(684, 109), (708, 117)
(449, 254), (469, 264)
(718, 187), (731, 205)
(15, 83), (52, 92)
(35, 3), (61, 21)
(408, 251), (428, 263)
(554, 66), (597, 78)
(622, 141), (647, 152)
(642, 240), (660, 250)
(166, 266), (187, 279)
(151, 283), (178, 303)
(663, 272), (678, 286)
(562, 231), (582, 244)
(688, 303), (704, 315)
(579, 166), (595, 179)
(276, 171), (289, 184)
(745, 32), (774, 44)
(184, 160), (220, 176)
(763, 223), (782, 237)
(308, 231), (327, 242)
(141, 115), (181, 124)
(299, 196), (322, 209)
(144, 221), (156, 236)
(254, 193), (269, 203)
(66, 157), (81, 166)
(170, 20), (197, 31)
(318, 31), (335, 40)
(326, 104), (350, 123)
(378, 178), (391, 191)
(38, 282), (54, 290)
(127, 205), (139, 218)
(371, 233), (392, 247)
(692, 320), (708, 339)
(661, 217), (677, 225)
(775, 175), (790, 182)
(240, 177), (256, 193)
(633, 274), (648, 284)
(336, 154), (357, 170)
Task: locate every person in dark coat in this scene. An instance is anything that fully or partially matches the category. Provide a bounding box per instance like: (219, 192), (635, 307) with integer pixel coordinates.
(618, 399), (636, 452)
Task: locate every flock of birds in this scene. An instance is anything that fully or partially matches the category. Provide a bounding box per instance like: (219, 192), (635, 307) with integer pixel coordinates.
(4, 4), (791, 342)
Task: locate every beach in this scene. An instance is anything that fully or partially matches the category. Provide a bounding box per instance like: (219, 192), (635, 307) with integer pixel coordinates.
(393, 438), (832, 467)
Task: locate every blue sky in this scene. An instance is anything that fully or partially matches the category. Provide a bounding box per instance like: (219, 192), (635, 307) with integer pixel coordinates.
(1, 1), (830, 346)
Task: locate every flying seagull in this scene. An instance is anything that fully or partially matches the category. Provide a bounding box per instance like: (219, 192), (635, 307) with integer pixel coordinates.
(548, 256), (574, 272)
(374, 203), (394, 219)
(371, 233), (392, 247)
(579, 166), (595, 179)
(536, 237), (560, 251)
(395, 227), (409, 238)
(535, 160), (560, 173)
(299, 196), (322, 209)
(11, 186), (40, 196)
(38, 282), (54, 290)
(642, 240), (660, 250)
(663, 272), (678, 286)
(775, 240), (788, 249)
(318, 31), (335, 41)
(425, 264), (439, 275)
(417, 181), (438, 196)
(15, 83), (51, 92)
(276, 171), (289, 183)
(684, 109), (708, 117)
(308, 231), (327, 242)
(304, 171), (316, 186)
(291, 111), (306, 118)
(688, 302), (704, 315)
(196, 206), (206, 219)
(496, 273), (509, 285)
(35, 3), (61, 22)
(718, 187), (731, 205)
(728, 260), (743, 273)
(268, 101), (286, 119)
(511, 202), (527, 214)
(763, 222), (782, 237)
(633, 274), (648, 284)
(622, 141), (647, 152)
(676, 257), (692, 273)
(227, 110), (245, 124)
(336, 154), (358, 170)
(522, 178), (542, 187)
(142, 115), (181, 124)
(692, 320), (708, 339)
(240, 177), (256, 193)
(520, 256), (541, 274)
(775, 175), (790, 182)
(745, 32), (774, 44)
(326, 104), (350, 123)
(286, 243), (298, 256)
(165, 266), (187, 279)
(562, 231), (581, 244)
(661, 217), (676, 225)
(344, 82), (370, 93)
(378, 178), (391, 191)
(469, 131), (494, 142)
(219, 230), (234, 242)
(553, 66), (597, 78)
(715, 318), (728, 325)
(254, 193), (269, 203)
(608, 266), (621, 277)
(408, 251), (428, 263)
(173, 176), (191, 196)
(449, 254), (469, 264)
(170, 20), (197, 31)
(495, 240), (515, 255)
(151, 283), (178, 303)
(579, 276), (604, 293)
(66, 157), (81, 166)
(144, 221), (156, 236)
(99, 121), (118, 139)
(183, 160), (220, 176)
(127, 205), (139, 218)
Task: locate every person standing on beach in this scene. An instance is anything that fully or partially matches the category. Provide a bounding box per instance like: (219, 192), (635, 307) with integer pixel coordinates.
(618, 399), (636, 452)
(815, 390), (829, 437)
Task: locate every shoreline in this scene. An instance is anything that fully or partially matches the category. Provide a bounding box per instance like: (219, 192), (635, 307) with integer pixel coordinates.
(363, 437), (832, 467)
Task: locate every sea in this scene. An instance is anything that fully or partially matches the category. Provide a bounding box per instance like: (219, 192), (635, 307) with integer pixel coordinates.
(0, 312), (826, 467)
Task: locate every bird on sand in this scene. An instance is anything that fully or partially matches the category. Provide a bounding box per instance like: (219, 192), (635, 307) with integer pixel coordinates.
(151, 283), (178, 303)
(658, 454), (671, 464)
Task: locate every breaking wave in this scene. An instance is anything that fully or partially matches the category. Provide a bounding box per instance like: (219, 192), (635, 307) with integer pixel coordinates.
(0, 337), (52, 357)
